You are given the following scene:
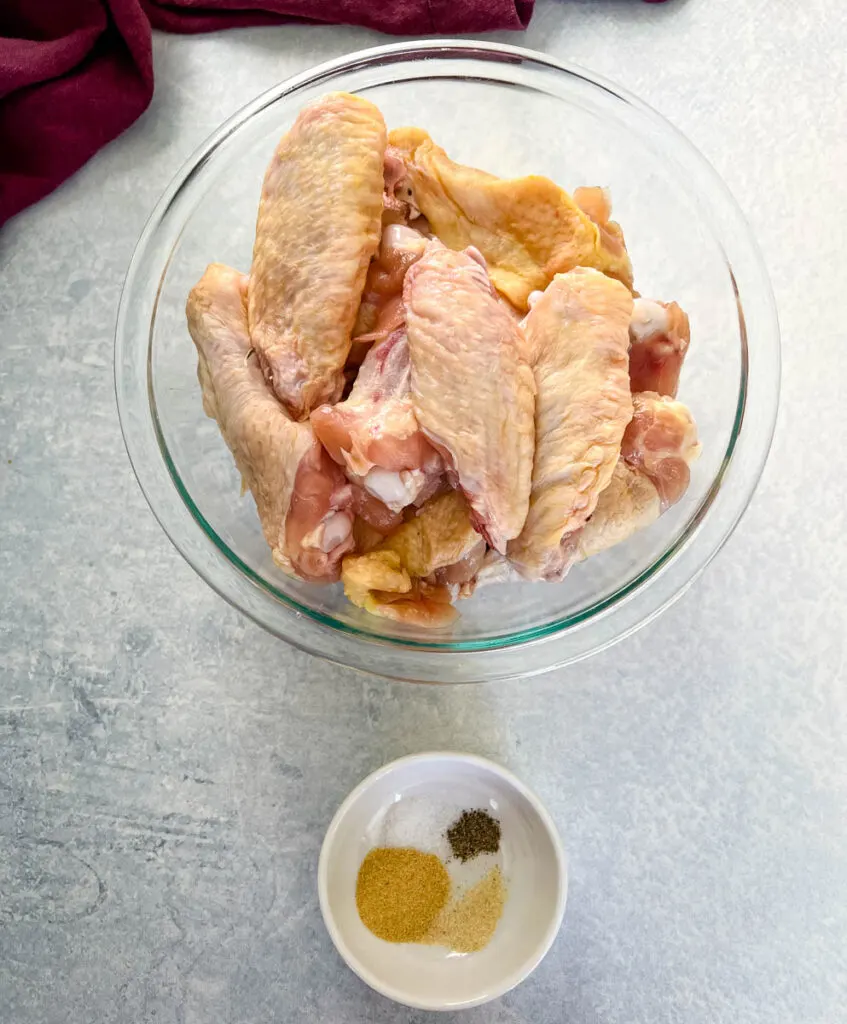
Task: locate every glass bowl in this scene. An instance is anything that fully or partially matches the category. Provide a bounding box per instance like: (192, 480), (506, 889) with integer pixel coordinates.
(115, 41), (779, 683)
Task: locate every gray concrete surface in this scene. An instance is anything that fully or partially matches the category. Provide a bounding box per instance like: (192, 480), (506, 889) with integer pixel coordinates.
(2, 0), (846, 1021)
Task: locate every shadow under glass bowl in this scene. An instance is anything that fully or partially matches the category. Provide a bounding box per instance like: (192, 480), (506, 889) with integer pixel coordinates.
(115, 40), (779, 683)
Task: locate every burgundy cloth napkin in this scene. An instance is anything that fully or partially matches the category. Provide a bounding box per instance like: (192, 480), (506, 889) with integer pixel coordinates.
(0, 1), (153, 225)
(139, 0), (534, 35)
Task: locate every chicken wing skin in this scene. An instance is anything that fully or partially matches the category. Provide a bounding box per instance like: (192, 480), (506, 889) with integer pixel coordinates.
(403, 241), (536, 553)
(574, 391), (700, 560)
(378, 489), (481, 579)
(388, 127), (633, 310)
(341, 490), (479, 627)
(187, 263), (356, 583)
(573, 462), (661, 562)
(342, 552), (458, 628)
(508, 267), (634, 581)
(573, 186), (629, 264)
(248, 92), (386, 420)
(629, 298), (690, 397)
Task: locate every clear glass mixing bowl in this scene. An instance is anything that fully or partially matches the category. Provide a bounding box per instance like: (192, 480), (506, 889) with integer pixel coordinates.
(115, 41), (779, 683)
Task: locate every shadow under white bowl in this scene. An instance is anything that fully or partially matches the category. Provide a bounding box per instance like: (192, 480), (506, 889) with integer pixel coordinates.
(318, 752), (567, 1011)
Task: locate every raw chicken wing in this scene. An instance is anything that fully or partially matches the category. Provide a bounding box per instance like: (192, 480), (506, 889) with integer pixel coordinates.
(388, 127), (633, 310)
(509, 267), (633, 581)
(575, 391), (700, 560)
(404, 241), (536, 553)
(341, 490), (480, 626)
(311, 328), (443, 512)
(629, 298), (690, 397)
(619, 390), (700, 508)
(187, 264), (355, 583)
(351, 224), (428, 343)
(248, 93), (386, 420)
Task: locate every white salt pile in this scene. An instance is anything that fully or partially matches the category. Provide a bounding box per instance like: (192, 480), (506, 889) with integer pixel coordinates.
(378, 794), (458, 861)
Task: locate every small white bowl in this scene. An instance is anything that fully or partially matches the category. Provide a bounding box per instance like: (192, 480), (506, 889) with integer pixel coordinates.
(318, 752), (567, 1011)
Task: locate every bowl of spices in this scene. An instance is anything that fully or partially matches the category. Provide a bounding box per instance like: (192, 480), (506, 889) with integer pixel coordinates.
(318, 752), (567, 1010)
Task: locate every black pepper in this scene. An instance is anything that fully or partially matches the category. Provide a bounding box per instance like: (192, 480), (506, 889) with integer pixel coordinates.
(446, 808), (501, 861)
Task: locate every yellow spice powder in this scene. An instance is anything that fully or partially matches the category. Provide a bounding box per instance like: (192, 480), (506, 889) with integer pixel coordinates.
(425, 866), (505, 953)
(356, 847), (450, 943)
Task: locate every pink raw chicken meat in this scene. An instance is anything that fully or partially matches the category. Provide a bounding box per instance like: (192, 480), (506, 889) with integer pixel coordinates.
(574, 391), (701, 562)
(352, 223), (429, 347)
(620, 390), (699, 509)
(312, 328), (443, 512)
(187, 263), (365, 583)
(628, 297), (690, 397)
(403, 240), (536, 554)
(381, 145), (420, 225)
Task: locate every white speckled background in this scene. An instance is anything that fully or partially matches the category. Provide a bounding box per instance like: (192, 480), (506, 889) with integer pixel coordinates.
(1, 0), (846, 1020)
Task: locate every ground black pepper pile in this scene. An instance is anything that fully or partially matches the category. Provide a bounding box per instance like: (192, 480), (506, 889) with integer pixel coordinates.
(446, 808), (501, 861)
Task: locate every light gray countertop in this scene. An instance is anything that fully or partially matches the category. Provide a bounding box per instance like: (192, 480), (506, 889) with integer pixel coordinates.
(2, 1), (846, 1021)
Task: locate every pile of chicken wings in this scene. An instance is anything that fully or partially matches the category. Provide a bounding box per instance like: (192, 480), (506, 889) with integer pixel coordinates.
(187, 93), (700, 628)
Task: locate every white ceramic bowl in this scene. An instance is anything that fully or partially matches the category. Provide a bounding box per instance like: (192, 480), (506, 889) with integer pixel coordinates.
(318, 752), (567, 1010)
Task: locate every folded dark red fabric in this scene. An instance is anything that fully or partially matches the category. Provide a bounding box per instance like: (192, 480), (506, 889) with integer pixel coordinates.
(0, 1), (153, 225)
(139, 0), (534, 35)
